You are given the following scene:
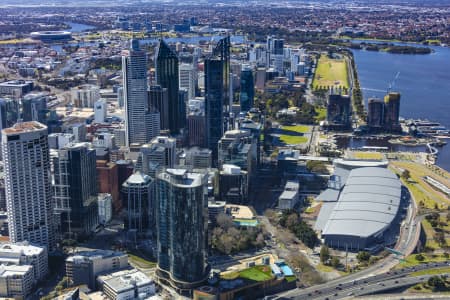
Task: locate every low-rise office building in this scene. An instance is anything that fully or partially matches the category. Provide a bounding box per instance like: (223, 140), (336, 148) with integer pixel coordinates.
(0, 265), (34, 298)
(98, 269), (155, 300)
(0, 242), (48, 281)
(66, 250), (128, 289)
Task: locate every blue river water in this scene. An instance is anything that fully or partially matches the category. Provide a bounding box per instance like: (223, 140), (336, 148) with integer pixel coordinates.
(66, 22), (96, 33)
(351, 43), (450, 171)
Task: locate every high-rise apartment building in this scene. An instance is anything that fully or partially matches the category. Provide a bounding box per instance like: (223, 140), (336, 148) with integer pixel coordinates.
(326, 94), (352, 130)
(155, 169), (209, 291)
(123, 39), (159, 146)
(367, 98), (384, 129)
(383, 92), (401, 132)
(2, 122), (54, 250)
(156, 40), (180, 134)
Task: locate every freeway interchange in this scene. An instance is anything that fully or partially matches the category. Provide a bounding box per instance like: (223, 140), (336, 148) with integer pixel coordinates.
(277, 261), (450, 299)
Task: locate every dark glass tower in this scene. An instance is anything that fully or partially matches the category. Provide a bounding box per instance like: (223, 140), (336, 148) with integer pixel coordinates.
(53, 143), (98, 238)
(205, 36), (230, 165)
(240, 66), (254, 112)
(155, 168), (209, 291)
(156, 40), (180, 134)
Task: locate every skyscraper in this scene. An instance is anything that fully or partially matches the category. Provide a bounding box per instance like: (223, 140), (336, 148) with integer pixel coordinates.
(155, 168), (209, 291)
(122, 171), (152, 235)
(326, 94), (352, 130)
(156, 40), (180, 134)
(2, 122), (55, 249)
(383, 92), (401, 132)
(53, 143), (98, 237)
(179, 63), (196, 100)
(148, 85), (169, 130)
(122, 39), (156, 146)
(367, 98), (384, 129)
(22, 93), (48, 124)
(240, 66), (254, 112)
(205, 36), (230, 165)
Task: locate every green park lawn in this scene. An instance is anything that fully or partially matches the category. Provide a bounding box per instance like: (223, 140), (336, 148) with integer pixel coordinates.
(279, 125), (310, 145)
(239, 265), (274, 282)
(312, 55), (349, 90)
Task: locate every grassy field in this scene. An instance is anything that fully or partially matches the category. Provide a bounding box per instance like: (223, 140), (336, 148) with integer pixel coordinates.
(0, 38), (36, 45)
(352, 151), (385, 160)
(127, 253), (157, 269)
(281, 125), (310, 133)
(390, 161), (450, 209)
(239, 265), (273, 281)
(279, 125), (310, 145)
(411, 267), (450, 276)
(398, 253), (448, 268)
(315, 107), (327, 122)
(312, 55), (349, 90)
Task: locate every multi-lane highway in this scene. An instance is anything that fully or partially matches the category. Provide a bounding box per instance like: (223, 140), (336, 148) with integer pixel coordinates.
(275, 261), (450, 300)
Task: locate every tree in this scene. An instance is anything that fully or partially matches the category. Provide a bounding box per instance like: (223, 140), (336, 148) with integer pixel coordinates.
(320, 245), (330, 263)
(356, 251), (371, 263)
(401, 169), (411, 180)
(415, 253), (425, 261)
(428, 276), (446, 291)
(331, 257), (340, 268)
(216, 213), (234, 230)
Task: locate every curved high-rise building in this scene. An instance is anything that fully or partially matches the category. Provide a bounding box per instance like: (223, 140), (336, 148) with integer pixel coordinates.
(155, 168), (209, 292)
(2, 122), (55, 250)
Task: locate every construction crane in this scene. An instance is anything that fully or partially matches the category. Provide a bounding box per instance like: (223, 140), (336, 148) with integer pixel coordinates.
(387, 71), (401, 93)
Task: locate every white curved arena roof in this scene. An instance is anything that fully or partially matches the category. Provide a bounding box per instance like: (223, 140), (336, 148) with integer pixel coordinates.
(321, 167), (401, 238)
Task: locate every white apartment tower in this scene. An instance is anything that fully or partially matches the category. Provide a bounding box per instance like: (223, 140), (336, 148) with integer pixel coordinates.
(2, 122), (55, 250)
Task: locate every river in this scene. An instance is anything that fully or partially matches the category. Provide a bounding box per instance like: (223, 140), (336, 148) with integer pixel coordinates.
(351, 43), (450, 171)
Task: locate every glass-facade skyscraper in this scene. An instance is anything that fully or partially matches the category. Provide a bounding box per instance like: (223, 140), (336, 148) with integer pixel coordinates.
(155, 168), (209, 291)
(240, 66), (254, 112)
(156, 40), (180, 134)
(205, 36), (230, 165)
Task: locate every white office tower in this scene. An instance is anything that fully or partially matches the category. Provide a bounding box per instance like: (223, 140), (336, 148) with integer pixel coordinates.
(94, 99), (107, 123)
(291, 54), (300, 73)
(71, 84), (100, 108)
(272, 54), (284, 74)
(2, 122), (54, 250)
(179, 63), (196, 100)
(140, 136), (176, 177)
(122, 39), (156, 146)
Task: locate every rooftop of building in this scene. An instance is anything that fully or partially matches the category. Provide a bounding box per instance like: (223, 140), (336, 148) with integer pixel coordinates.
(225, 204), (255, 220)
(0, 242), (45, 257)
(0, 80), (33, 87)
(66, 249), (126, 263)
(2, 121), (46, 135)
(124, 171), (151, 185)
(98, 269), (153, 293)
(0, 264), (32, 277)
(161, 168), (205, 188)
(317, 167), (402, 238)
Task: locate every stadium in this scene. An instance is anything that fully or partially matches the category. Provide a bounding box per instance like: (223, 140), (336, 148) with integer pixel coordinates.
(315, 161), (407, 252)
(30, 31), (72, 42)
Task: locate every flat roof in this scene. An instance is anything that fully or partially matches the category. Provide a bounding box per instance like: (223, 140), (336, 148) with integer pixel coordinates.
(321, 167), (402, 238)
(2, 121), (46, 135)
(99, 269), (152, 293)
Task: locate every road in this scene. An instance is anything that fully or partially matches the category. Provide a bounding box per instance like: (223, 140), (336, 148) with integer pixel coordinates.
(276, 262), (450, 299)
